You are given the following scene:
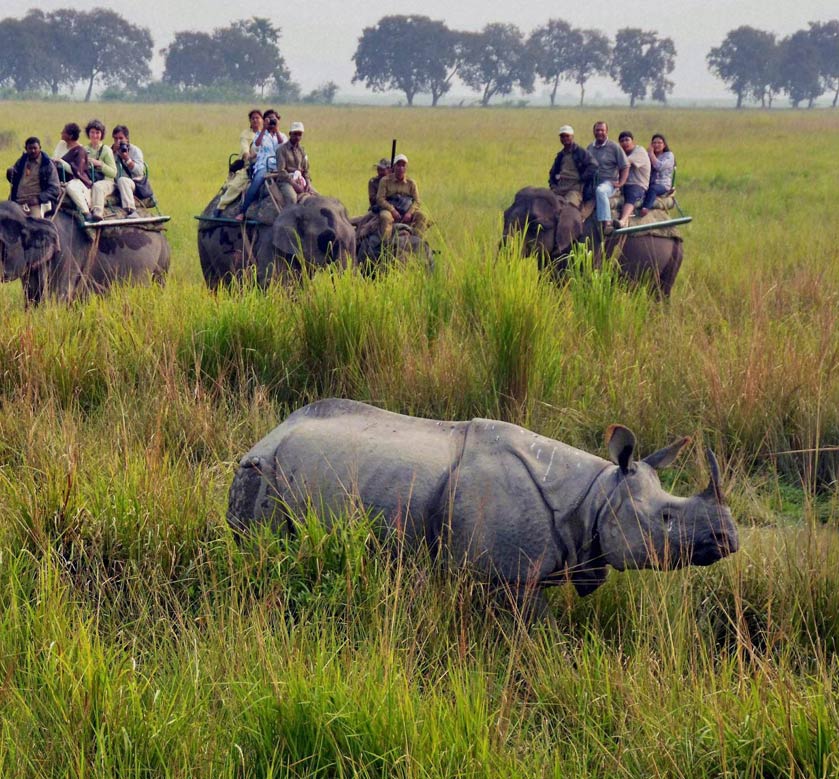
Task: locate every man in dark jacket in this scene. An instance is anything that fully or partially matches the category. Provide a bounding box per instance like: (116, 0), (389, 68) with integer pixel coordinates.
(8, 137), (60, 218)
(547, 125), (598, 208)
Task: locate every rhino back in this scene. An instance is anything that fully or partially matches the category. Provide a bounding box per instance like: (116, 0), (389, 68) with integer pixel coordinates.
(228, 399), (468, 546)
(450, 419), (608, 582)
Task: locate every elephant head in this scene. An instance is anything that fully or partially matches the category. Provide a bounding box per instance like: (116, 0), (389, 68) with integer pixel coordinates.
(502, 187), (585, 267)
(272, 196), (356, 275)
(0, 201), (60, 283)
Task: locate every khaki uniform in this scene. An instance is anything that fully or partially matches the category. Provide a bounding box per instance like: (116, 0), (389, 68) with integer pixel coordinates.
(376, 174), (426, 239)
(276, 140), (315, 205)
(368, 175), (384, 208)
(218, 129), (257, 210)
(551, 154), (583, 207)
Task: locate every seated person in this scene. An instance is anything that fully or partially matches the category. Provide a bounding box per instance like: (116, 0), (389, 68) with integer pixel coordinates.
(640, 134), (675, 216)
(86, 119), (117, 221)
(110, 124), (148, 219)
(547, 125), (598, 208)
(587, 121), (628, 235)
(275, 122), (317, 206)
(376, 153), (426, 240)
(368, 158), (391, 211)
(236, 109), (286, 221)
(214, 108), (263, 217)
(53, 122), (93, 220)
(8, 136), (60, 219)
(616, 131), (650, 228)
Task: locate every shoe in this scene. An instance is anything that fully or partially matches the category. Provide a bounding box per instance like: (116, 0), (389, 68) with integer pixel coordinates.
(639, 208), (649, 217)
(602, 221), (614, 236)
(212, 208), (223, 218)
(125, 209), (140, 219)
(89, 212), (103, 222)
(82, 212), (93, 222)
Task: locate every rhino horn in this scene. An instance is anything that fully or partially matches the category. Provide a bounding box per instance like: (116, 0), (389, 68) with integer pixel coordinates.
(606, 424), (636, 474)
(642, 436), (691, 470)
(702, 448), (725, 503)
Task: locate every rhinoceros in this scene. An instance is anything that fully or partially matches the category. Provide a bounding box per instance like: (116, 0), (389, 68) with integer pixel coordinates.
(227, 399), (739, 599)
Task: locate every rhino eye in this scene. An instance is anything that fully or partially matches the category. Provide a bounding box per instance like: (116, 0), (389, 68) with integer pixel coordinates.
(661, 509), (675, 526)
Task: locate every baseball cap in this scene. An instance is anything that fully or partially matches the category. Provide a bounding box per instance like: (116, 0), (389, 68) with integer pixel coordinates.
(289, 121), (304, 133)
(558, 125), (574, 135)
(393, 153), (408, 164)
(375, 158), (390, 168)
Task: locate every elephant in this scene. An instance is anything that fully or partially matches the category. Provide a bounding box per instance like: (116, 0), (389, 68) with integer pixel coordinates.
(228, 399), (739, 609)
(355, 222), (433, 275)
(502, 186), (684, 297)
(502, 186), (584, 274)
(197, 192), (355, 289)
(0, 201), (169, 304)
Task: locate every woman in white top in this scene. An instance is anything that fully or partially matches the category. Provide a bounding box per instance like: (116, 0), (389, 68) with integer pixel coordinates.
(640, 133), (675, 216)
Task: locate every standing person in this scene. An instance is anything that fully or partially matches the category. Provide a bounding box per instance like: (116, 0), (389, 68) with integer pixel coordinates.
(213, 108), (263, 217)
(111, 125), (147, 219)
(587, 121), (629, 235)
(8, 137), (60, 218)
(547, 124), (598, 208)
(640, 134), (675, 216)
(368, 158), (391, 210)
(87, 119), (117, 222)
(275, 122), (315, 206)
(616, 131), (651, 228)
(376, 153), (426, 241)
(235, 109), (287, 221)
(52, 122), (93, 219)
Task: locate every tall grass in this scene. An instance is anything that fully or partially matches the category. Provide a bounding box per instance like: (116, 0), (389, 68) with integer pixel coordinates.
(1, 104), (839, 775)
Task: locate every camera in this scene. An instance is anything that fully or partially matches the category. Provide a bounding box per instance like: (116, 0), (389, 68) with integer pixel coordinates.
(119, 141), (130, 154)
(267, 118), (278, 128)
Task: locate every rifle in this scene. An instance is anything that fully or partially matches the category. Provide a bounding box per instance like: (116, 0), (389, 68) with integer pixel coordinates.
(390, 139), (397, 170)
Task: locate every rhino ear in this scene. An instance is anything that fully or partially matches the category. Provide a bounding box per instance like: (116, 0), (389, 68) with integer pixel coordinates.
(606, 425), (636, 473)
(642, 436), (691, 470)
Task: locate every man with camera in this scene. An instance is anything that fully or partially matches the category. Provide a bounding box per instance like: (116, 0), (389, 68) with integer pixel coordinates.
(236, 109), (287, 221)
(110, 125), (147, 219)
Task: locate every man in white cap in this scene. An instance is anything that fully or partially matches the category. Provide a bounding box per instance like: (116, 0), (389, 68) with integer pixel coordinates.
(547, 125), (598, 209)
(276, 121), (315, 205)
(375, 153), (427, 240)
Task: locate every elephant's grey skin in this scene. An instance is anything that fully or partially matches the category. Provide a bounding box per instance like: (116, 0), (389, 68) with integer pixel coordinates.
(581, 219), (684, 299)
(0, 201), (169, 304)
(502, 187), (584, 274)
(198, 193), (355, 289)
(228, 399), (739, 604)
(356, 226), (433, 275)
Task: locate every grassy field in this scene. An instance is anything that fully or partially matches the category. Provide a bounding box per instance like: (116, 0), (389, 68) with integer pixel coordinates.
(1, 103), (839, 777)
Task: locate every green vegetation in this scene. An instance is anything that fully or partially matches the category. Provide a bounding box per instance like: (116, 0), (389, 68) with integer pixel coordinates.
(1, 104), (839, 776)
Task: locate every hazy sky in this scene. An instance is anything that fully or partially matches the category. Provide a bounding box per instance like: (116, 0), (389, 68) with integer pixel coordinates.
(3, 0), (838, 102)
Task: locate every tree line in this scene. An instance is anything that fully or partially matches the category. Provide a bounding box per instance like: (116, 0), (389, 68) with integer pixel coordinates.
(708, 22), (839, 108)
(353, 16), (675, 107)
(0, 9), (837, 108)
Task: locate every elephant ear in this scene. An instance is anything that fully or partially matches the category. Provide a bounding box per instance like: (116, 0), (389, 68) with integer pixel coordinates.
(272, 208), (302, 258)
(606, 425), (636, 474)
(0, 205), (34, 279)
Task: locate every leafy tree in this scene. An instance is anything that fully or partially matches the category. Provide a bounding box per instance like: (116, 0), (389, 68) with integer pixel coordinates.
(707, 26), (778, 108)
(808, 20), (839, 107)
(566, 28), (611, 107)
(0, 12), (51, 93)
(352, 15), (460, 106)
(230, 17), (283, 96)
(303, 81), (339, 104)
(73, 9), (152, 101)
(528, 19), (577, 107)
(610, 28), (676, 108)
(162, 31), (221, 88)
(776, 30), (823, 108)
(459, 23), (534, 106)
